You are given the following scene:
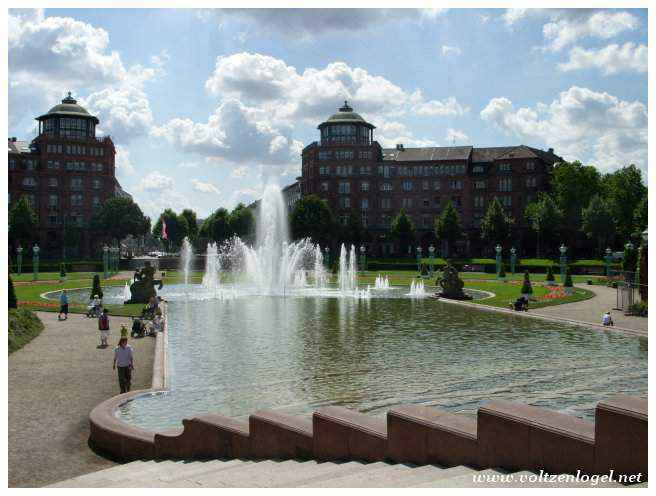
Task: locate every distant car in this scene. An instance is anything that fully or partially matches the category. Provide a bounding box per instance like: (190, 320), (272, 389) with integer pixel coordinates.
(463, 264), (473, 272)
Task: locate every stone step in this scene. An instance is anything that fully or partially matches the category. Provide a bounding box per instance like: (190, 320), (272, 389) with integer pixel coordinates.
(414, 468), (506, 488)
(192, 459), (304, 487)
(383, 464), (479, 488)
(298, 461), (414, 487)
(154, 458), (255, 482)
(269, 460), (374, 487)
(47, 460), (156, 486)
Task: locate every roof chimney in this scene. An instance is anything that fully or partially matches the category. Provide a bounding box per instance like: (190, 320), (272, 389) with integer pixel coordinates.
(11, 137), (17, 142)
(396, 143), (404, 151)
(548, 147), (554, 154)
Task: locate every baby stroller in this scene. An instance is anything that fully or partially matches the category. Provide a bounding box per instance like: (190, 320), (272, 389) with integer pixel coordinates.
(86, 302), (103, 318)
(130, 317), (146, 338)
(513, 296), (529, 312)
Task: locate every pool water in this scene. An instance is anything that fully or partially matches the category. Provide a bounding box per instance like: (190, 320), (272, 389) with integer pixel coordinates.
(119, 284), (647, 431)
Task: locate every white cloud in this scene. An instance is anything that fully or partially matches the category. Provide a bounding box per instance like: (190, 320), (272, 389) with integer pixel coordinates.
(374, 120), (439, 148)
(480, 86), (647, 173)
(502, 8), (530, 25)
(179, 162), (199, 169)
(445, 128), (469, 144)
(114, 145), (135, 176)
(558, 42), (647, 75)
(135, 171), (175, 192)
(231, 166), (249, 178)
(191, 179), (221, 195)
(441, 45), (461, 57)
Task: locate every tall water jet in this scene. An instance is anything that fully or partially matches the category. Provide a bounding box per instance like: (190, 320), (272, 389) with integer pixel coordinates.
(123, 282), (132, 303)
(202, 242), (220, 289)
(181, 237), (193, 287)
(408, 279), (426, 297)
(313, 245), (327, 289)
(375, 274), (390, 290)
(338, 243), (358, 293)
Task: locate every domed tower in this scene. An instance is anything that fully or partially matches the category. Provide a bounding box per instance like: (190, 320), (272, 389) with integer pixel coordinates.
(36, 92), (99, 139)
(318, 101), (375, 145)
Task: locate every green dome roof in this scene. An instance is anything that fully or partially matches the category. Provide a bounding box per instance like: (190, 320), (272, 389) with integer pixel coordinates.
(37, 92), (98, 123)
(319, 101), (374, 128)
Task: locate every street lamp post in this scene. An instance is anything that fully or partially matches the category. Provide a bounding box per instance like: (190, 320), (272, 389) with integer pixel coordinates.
(359, 245), (366, 274)
(559, 244), (568, 283)
(416, 246), (423, 275)
(495, 244), (502, 278)
(324, 246), (330, 270)
(16, 245), (23, 275)
(103, 244), (109, 279)
(510, 247), (517, 276)
(32, 244), (40, 281)
(428, 245), (435, 277)
(604, 247), (613, 277)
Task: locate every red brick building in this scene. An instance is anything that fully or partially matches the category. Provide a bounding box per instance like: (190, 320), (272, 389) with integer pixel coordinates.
(8, 92), (131, 258)
(299, 102), (562, 257)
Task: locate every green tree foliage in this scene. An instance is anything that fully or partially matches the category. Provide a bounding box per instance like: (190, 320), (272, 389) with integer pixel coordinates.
(9, 276), (17, 309)
(341, 210), (367, 245)
(480, 197), (514, 246)
(601, 164), (647, 243)
(633, 195), (648, 235)
(90, 197), (150, 242)
(581, 195), (614, 256)
(180, 209), (199, 242)
(200, 208), (232, 245)
(153, 209), (189, 249)
(228, 203), (255, 242)
(9, 196), (38, 246)
(91, 274), (104, 299)
(289, 195), (336, 246)
(390, 208), (416, 255)
(551, 160), (601, 230)
(524, 193), (563, 258)
(435, 201), (462, 258)
(622, 242), (638, 273)
(521, 271), (533, 294)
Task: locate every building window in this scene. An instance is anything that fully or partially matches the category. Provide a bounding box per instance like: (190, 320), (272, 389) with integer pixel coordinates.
(359, 165), (371, 175)
(339, 197), (350, 209)
(380, 182), (392, 192)
(498, 163), (512, 173)
(48, 177), (58, 188)
(48, 194), (59, 207)
(402, 180), (413, 191)
(319, 165), (330, 175)
(25, 194), (36, 208)
(361, 212), (368, 227)
(474, 180), (486, 189)
(360, 181), (369, 192)
(474, 196), (485, 208)
(71, 177), (83, 190)
(402, 198), (414, 208)
(361, 198), (369, 210)
(358, 150), (372, 160)
(335, 149), (354, 160)
(318, 150), (332, 160)
(452, 196), (462, 208)
(382, 214), (391, 227)
(70, 194), (84, 206)
(92, 179), (102, 190)
(320, 182), (329, 192)
(434, 196), (441, 208)
(526, 161), (535, 171)
(433, 180), (441, 191)
(9, 159), (17, 170)
(22, 177), (37, 188)
(381, 198), (392, 210)
(338, 182), (350, 194)
(379, 165), (391, 178)
(473, 165), (484, 173)
(93, 196), (101, 208)
(500, 195), (512, 207)
(47, 160), (60, 169)
(422, 215), (431, 228)
(422, 198), (430, 208)
(498, 178), (513, 192)
(48, 214), (59, 226)
(422, 180), (429, 191)
(449, 180), (463, 190)
(525, 176), (537, 188)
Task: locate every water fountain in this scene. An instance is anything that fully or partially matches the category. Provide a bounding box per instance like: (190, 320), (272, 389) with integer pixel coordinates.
(201, 242), (220, 289)
(374, 274), (391, 290)
(180, 238), (193, 287)
(122, 282), (132, 303)
(408, 279), (426, 297)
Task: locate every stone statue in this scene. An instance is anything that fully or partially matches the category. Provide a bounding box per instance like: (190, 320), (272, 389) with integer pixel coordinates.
(437, 264), (471, 300)
(125, 261), (163, 304)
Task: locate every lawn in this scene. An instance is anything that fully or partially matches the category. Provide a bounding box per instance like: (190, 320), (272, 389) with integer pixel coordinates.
(9, 308), (45, 353)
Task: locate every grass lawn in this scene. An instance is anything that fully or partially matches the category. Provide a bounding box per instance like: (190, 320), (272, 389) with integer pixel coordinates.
(9, 308), (45, 353)
(11, 271), (102, 282)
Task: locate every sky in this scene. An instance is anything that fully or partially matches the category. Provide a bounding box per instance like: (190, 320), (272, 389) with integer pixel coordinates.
(7, 7), (648, 220)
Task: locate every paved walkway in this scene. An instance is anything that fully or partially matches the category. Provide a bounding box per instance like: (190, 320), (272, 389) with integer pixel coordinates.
(529, 284), (648, 336)
(8, 311), (155, 488)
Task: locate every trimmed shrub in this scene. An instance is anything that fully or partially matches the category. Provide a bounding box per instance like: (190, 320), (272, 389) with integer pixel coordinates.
(9, 276), (17, 309)
(564, 267), (574, 287)
(59, 263), (66, 279)
(9, 308), (44, 353)
(91, 274), (104, 300)
(498, 263), (506, 278)
(546, 266), (555, 282)
(521, 271), (533, 294)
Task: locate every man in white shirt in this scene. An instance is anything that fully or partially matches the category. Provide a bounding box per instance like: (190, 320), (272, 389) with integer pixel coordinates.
(602, 311), (614, 326)
(113, 337), (134, 393)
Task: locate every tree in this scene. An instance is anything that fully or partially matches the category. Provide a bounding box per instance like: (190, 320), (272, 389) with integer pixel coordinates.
(480, 197), (514, 247)
(62, 216), (83, 259)
(200, 208), (233, 245)
(563, 267), (573, 288)
(290, 195), (336, 247)
(546, 266), (555, 283)
(91, 274), (104, 300)
(581, 195), (614, 256)
(90, 197), (150, 242)
(435, 201), (462, 258)
(551, 160), (601, 232)
(390, 209), (416, 255)
(601, 164), (647, 243)
(180, 209), (199, 243)
(341, 210), (367, 246)
(153, 209), (189, 249)
(524, 193), (563, 258)
(9, 276), (17, 309)
(228, 203), (255, 242)
(633, 195), (648, 235)
(9, 196), (38, 247)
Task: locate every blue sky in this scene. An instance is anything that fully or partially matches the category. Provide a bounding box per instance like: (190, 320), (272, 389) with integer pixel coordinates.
(8, 8), (648, 220)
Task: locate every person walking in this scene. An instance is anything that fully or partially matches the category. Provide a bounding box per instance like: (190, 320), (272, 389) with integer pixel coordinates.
(113, 337), (134, 394)
(58, 290), (69, 320)
(98, 308), (110, 347)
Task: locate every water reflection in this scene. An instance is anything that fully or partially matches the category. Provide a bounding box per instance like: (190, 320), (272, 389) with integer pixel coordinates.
(119, 284), (647, 431)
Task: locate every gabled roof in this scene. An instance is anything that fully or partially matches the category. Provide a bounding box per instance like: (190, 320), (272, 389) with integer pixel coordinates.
(470, 146), (517, 163)
(382, 146), (472, 162)
(472, 145), (563, 164)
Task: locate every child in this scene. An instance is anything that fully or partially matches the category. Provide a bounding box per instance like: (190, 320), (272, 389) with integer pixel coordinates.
(120, 324), (129, 339)
(602, 311), (614, 326)
(58, 290), (69, 321)
(98, 309), (110, 347)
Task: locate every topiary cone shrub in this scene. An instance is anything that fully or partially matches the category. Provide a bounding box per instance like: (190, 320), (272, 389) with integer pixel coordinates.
(59, 263), (67, 282)
(498, 263), (506, 278)
(9, 276), (17, 309)
(546, 266), (555, 283)
(564, 267), (573, 288)
(521, 270), (532, 295)
(91, 274), (104, 299)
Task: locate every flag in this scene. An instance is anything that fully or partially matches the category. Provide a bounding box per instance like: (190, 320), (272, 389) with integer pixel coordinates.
(161, 219), (168, 240)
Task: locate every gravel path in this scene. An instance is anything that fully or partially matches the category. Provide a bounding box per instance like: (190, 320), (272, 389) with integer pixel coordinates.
(8, 311), (155, 488)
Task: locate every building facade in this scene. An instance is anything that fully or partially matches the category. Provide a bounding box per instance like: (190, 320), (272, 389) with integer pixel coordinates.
(8, 92), (129, 258)
(299, 102), (562, 257)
